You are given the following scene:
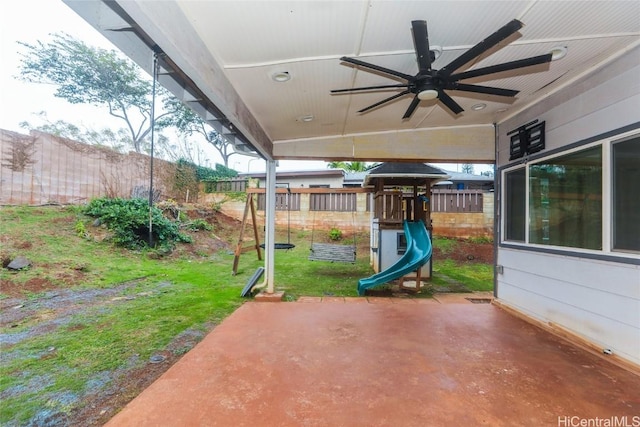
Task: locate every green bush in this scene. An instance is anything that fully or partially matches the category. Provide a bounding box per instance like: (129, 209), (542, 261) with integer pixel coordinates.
(74, 220), (88, 238)
(328, 227), (342, 241)
(84, 197), (192, 250)
(187, 218), (213, 231)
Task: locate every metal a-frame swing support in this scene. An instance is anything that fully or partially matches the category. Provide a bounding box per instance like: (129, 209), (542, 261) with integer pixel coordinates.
(232, 193), (262, 276)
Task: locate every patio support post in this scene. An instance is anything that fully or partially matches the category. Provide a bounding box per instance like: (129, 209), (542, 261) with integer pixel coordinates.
(265, 159), (276, 293)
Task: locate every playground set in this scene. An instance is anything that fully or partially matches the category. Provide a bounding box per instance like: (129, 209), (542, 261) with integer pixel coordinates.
(235, 163), (448, 297)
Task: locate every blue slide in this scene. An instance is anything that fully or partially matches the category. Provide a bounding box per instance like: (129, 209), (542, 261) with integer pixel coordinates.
(358, 220), (432, 296)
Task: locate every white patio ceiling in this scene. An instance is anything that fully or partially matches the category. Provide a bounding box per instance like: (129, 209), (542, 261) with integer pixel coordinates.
(65, 0), (640, 164)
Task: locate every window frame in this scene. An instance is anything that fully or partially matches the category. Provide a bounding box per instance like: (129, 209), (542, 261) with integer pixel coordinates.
(501, 166), (527, 243)
(500, 128), (639, 263)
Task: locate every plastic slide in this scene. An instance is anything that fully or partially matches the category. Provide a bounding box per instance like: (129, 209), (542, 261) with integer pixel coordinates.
(357, 220), (432, 296)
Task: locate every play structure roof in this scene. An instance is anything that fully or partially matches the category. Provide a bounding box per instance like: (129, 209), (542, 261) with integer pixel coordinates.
(363, 162), (449, 187)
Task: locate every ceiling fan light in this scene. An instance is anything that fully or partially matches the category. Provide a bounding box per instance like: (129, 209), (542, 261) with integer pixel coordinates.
(550, 46), (567, 61)
(431, 45), (443, 60)
(471, 103), (487, 111)
(418, 89), (438, 101)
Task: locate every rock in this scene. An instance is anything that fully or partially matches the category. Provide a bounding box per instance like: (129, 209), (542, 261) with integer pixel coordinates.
(149, 354), (166, 364)
(92, 218), (102, 227)
(7, 256), (31, 270)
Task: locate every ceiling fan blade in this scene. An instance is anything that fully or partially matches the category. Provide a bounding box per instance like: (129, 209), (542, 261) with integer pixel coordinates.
(448, 53), (553, 81)
(437, 90), (464, 115)
(340, 57), (414, 81)
(331, 84), (409, 93)
(447, 83), (519, 97)
(411, 20), (432, 73)
(358, 90), (412, 113)
(402, 95), (422, 119)
(440, 19), (523, 77)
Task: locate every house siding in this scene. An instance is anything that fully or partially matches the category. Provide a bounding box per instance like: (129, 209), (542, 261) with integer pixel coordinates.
(495, 46), (640, 365)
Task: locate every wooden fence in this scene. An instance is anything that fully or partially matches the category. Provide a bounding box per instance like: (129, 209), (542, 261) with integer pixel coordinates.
(431, 189), (483, 212)
(256, 192), (301, 211)
(310, 193), (357, 212)
(246, 189), (484, 213)
(204, 179), (247, 193)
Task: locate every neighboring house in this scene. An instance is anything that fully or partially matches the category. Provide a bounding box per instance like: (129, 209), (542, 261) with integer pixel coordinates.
(239, 169), (345, 188)
(242, 166), (494, 190)
(343, 171), (368, 187)
(433, 170), (494, 191)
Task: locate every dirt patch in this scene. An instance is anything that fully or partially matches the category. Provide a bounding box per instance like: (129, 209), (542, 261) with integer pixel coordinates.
(432, 238), (494, 264)
(168, 207), (239, 259)
(68, 326), (211, 427)
(16, 241), (33, 250)
(0, 277), (60, 298)
(0, 279), (208, 427)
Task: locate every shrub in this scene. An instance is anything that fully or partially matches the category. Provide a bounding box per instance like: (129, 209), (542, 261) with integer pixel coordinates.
(74, 220), (88, 238)
(84, 197), (192, 250)
(328, 227), (342, 241)
(187, 218), (213, 231)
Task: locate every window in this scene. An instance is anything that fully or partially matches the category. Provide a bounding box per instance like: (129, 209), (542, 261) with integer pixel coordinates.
(504, 168), (526, 242)
(529, 146), (602, 250)
(397, 232), (407, 255)
(612, 136), (640, 252)
(502, 129), (640, 257)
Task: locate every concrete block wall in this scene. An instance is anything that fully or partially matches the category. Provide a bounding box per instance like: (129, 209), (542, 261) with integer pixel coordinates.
(432, 194), (494, 238)
(202, 191), (493, 238)
(200, 192), (371, 233)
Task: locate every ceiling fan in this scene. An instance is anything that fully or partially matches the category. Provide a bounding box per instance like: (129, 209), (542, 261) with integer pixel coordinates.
(332, 19), (553, 119)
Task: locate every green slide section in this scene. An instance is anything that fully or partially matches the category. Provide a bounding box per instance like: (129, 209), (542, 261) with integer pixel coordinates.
(358, 220), (432, 296)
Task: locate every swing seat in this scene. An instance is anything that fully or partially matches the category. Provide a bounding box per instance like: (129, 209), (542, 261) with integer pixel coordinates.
(309, 243), (356, 263)
(259, 243), (296, 250)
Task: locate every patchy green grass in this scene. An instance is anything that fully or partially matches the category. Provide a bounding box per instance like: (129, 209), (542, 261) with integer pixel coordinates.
(0, 270), (242, 425)
(0, 205), (494, 425)
(431, 236), (458, 255)
(432, 259), (494, 292)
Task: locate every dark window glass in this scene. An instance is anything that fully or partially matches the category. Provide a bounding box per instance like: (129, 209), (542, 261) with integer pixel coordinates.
(529, 147), (602, 249)
(612, 136), (640, 252)
(505, 168), (526, 241)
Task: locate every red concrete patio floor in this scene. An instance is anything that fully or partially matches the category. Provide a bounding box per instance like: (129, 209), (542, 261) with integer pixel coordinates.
(106, 297), (640, 426)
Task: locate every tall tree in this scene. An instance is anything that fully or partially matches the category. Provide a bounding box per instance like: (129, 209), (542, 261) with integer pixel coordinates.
(17, 33), (179, 153)
(19, 112), (130, 152)
(158, 99), (237, 167)
(461, 163), (475, 174)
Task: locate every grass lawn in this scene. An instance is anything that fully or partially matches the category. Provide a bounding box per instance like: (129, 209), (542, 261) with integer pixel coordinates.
(0, 205), (493, 425)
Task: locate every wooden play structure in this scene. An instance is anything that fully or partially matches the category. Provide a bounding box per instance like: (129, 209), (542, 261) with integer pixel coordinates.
(362, 163), (449, 292)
